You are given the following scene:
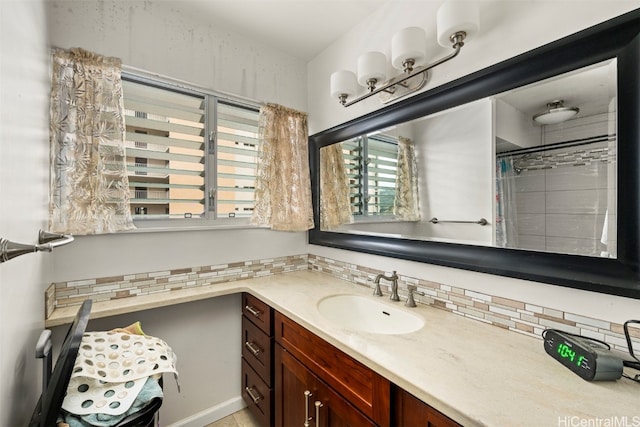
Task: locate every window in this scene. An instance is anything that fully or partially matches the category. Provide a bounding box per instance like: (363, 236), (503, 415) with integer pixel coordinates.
(122, 74), (260, 225)
(342, 134), (398, 217)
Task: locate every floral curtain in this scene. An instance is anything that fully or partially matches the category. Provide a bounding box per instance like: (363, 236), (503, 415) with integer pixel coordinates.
(251, 103), (314, 231)
(320, 143), (353, 230)
(393, 136), (421, 221)
(49, 48), (134, 235)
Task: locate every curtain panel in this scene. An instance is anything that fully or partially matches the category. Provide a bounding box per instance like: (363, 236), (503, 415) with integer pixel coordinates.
(320, 143), (353, 230)
(49, 48), (134, 235)
(495, 156), (519, 247)
(393, 136), (421, 221)
(251, 104), (314, 231)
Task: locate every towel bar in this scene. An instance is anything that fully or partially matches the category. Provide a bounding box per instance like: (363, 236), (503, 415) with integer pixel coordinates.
(429, 217), (488, 226)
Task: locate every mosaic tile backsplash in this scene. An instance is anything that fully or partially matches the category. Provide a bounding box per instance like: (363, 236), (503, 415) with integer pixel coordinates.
(46, 254), (308, 317)
(47, 253), (639, 354)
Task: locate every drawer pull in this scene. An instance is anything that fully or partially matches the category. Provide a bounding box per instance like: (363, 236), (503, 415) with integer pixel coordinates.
(245, 386), (262, 404)
(304, 390), (313, 427)
(315, 401), (324, 427)
(244, 340), (262, 356)
(245, 304), (262, 318)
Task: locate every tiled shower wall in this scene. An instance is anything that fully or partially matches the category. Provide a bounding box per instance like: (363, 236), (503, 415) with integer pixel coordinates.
(47, 253), (640, 354)
(503, 112), (617, 256)
(510, 143), (613, 256)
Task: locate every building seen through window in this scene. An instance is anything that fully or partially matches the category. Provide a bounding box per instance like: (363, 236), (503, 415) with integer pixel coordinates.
(122, 77), (259, 223)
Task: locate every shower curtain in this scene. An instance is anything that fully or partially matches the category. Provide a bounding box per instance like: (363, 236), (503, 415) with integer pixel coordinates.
(495, 156), (518, 247)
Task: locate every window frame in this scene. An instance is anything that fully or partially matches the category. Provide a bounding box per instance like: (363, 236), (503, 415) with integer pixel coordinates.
(343, 134), (399, 222)
(122, 69), (263, 231)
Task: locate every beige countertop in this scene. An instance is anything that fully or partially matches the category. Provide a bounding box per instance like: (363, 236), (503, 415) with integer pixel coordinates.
(46, 270), (640, 426)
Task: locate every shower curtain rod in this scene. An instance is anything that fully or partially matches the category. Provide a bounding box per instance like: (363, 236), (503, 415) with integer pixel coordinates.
(496, 133), (615, 158)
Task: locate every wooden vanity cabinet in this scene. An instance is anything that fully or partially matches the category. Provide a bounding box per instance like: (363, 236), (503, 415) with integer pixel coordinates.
(274, 311), (391, 427)
(240, 293), (274, 426)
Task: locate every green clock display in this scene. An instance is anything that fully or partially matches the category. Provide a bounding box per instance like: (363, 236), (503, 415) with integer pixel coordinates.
(556, 342), (585, 367)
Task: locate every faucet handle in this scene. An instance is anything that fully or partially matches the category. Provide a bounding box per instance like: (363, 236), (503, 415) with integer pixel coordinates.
(405, 288), (425, 307)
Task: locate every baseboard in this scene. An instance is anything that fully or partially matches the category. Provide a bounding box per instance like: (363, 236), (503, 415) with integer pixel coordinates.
(164, 395), (246, 427)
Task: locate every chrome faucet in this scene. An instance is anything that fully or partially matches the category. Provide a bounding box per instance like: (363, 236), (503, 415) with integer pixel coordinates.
(373, 271), (400, 301)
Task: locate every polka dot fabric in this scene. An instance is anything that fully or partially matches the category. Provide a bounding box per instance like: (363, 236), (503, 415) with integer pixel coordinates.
(61, 331), (178, 416)
(63, 376), (146, 415)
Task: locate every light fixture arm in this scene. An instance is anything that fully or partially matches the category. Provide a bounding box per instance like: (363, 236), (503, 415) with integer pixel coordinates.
(340, 31), (466, 107)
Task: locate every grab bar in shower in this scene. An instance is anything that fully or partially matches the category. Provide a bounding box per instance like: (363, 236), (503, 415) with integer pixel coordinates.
(429, 217), (489, 226)
(0, 230), (74, 263)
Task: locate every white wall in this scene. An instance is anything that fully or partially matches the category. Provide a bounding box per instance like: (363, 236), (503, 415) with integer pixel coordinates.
(495, 98), (540, 150)
(413, 99), (493, 244)
(307, 0), (640, 324)
(0, 1), (51, 424)
(0, 0), (50, 426)
(47, 0), (307, 112)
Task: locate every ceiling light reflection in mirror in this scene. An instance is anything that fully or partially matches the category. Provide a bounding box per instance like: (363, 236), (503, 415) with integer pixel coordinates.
(320, 59), (617, 258)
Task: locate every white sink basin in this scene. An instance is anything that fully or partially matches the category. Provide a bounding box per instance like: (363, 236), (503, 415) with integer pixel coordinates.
(317, 294), (424, 335)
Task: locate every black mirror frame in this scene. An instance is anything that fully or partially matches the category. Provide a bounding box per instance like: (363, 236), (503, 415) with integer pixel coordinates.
(309, 9), (640, 299)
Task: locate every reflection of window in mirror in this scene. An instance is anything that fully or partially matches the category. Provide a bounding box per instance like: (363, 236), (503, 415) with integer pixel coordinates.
(494, 59), (617, 258)
(346, 134), (398, 217)
(321, 134), (400, 229)
(321, 131), (421, 232)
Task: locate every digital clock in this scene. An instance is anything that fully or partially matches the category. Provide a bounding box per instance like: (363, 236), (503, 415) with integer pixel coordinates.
(543, 329), (623, 381)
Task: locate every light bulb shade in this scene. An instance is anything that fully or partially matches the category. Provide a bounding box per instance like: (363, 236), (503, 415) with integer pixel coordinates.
(437, 0), (480, 47)
(357, 51), (387, 87)
(330, 70), (357, 98)
(392, 27), (427, 71)
(533, 101), (580, 125)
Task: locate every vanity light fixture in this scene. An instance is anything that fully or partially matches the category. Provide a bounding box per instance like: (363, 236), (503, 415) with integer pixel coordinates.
(533, 100), (580, 125)
(330, 0), (480, 107)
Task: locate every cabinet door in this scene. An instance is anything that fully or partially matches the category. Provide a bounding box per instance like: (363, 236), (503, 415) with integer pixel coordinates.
(314, 376), (377, 427)
(275, 343), (318, 427)
(275, 344), (376, 427)
(392, 386), (461, 427)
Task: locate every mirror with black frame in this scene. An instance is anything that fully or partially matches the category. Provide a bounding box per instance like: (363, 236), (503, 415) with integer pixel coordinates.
(319, 59), (617, 259)
(309, 9), (640, 299)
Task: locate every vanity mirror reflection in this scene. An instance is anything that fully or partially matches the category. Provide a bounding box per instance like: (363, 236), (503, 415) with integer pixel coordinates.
(309, 9), (640, 299)
(320, 59), (618, 259)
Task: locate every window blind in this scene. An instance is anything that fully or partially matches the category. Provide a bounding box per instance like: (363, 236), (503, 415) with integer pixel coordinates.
(123, 79), (206, 219)
(215, 101), (259, 218)
(342, 135), (398, 216)
(366, 136), (398, 215)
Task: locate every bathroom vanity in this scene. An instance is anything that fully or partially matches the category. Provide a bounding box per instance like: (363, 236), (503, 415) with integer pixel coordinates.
(241, 292), (459, 427)
(45, 270), (640, 426)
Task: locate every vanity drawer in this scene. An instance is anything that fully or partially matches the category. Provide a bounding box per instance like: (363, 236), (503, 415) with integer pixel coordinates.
(241, 358), (273, 427)
(242, 315), (273, 386)
(242, 293), (272, 335)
